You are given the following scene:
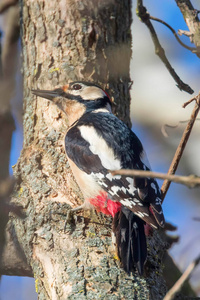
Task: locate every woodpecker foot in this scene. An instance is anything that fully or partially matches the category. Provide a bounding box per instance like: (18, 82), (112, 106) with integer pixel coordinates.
(64, 205), (85, 231)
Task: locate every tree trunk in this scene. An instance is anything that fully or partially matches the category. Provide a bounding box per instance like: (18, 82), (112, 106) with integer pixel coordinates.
(9, 0), (167, 299)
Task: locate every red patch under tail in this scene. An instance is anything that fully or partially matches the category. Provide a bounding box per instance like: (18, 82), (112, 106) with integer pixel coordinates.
(88, 192), (121, 217)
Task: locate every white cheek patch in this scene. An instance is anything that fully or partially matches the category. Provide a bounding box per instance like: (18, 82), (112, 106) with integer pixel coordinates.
(79, 125), (121, 171)
(80, 86), (106, 100)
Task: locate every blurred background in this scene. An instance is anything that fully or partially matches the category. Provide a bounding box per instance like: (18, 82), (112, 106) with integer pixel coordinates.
(0, 0), (199, 298)
(131, 0), (200, 296)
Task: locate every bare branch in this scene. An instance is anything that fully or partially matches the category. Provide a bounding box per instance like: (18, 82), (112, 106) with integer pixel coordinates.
(163, 254), (200, 300)
(136, 0), (194, 94)
(182, 96), (199, 108)
(111, 169), (200, 188)
(161, 93), (200, 201)
(150, 16), (196, 52)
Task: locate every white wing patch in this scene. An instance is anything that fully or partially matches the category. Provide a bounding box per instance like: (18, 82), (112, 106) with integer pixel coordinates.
(95, 172), (105, 180)
(111, 186), (122, 194)
(79, 125), (121, 170)
(126, 177), (136, 194)
(121, 199), (136, 208)
(155, 197), (162, 205)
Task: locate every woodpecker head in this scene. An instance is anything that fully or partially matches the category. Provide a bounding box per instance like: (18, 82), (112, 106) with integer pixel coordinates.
(32, 81), (112, 125)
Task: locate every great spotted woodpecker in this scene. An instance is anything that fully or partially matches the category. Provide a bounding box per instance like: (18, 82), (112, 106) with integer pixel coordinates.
(32, 82), (165, 275)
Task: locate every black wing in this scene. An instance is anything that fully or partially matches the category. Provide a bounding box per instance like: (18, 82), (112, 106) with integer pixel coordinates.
(65, 112), (165, 228)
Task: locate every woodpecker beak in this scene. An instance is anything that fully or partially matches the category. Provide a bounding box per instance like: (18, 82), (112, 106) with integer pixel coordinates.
(32, 87), (67, 101)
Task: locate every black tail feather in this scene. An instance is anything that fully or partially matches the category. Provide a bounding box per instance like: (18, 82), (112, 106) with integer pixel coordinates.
(112, 207), (147, 275)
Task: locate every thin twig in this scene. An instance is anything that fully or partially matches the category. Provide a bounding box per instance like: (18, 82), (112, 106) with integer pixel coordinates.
(150, 16), (196, 52)
(161, 93), (200, 202)
(182, 96), (198, 108)
(163, 254), (200, 300)
(136, 0), (194, 94)
(111, 169), (200, 188)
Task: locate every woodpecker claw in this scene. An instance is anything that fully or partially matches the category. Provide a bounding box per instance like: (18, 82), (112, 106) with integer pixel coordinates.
(64, 209), (77, 231)
(64, 205), (86, 232)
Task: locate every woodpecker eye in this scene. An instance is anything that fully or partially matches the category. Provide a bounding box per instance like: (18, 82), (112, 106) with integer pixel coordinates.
(72, 84), (82, 90)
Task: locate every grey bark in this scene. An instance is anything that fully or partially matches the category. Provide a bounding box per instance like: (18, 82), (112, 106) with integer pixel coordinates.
(8, 0), (167, 299)
(175, 0), (200, 55)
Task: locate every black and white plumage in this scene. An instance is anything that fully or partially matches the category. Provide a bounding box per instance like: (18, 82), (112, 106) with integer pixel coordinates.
(32, 81), (165, 275)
